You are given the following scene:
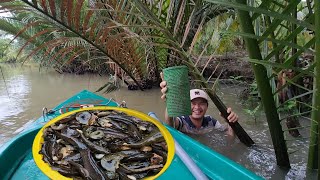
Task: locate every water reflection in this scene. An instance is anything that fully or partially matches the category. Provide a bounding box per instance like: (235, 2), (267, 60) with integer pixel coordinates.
(0, 64), (316, 179)
(0, 66), (32, 144)
(0, 74), (31, 122)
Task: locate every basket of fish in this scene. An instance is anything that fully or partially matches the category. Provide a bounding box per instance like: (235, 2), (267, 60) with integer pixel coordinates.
(32, 107), (174, 180)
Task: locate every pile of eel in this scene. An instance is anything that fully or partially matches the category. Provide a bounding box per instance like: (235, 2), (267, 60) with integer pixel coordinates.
(39, 110), (168, 180)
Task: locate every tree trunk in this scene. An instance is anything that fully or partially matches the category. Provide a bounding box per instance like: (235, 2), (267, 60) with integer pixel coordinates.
(307, 0), (320, 170)
(235, 0), (290, 168)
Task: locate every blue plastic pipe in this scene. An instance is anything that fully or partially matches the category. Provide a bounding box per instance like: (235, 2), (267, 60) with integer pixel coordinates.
(148, 112), (209, 180)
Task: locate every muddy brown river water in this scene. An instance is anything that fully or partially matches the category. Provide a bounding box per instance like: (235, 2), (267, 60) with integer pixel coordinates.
(0, 63), (317, 179)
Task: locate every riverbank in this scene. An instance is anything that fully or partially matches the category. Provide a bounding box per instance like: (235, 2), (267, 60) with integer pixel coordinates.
(197, 50), (254, 82)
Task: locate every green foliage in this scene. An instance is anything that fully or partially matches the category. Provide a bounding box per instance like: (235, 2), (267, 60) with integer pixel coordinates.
(194, 13), (238, 55)
(0, 38), (9, 59)
(95, 82), (118, 94)
(0, 38), (18, 63)
(248, 81), (259, 97)
(297, 31), (314, 47)
(241, 81), (261, 123)
(278, 99), (298, 113)
(243, 103), (260, 123)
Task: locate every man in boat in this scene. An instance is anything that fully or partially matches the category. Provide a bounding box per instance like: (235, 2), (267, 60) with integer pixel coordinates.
(160, 74), (238, 136)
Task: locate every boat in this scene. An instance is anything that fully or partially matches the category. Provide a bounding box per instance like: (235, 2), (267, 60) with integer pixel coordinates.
(0, 90), (262, 180)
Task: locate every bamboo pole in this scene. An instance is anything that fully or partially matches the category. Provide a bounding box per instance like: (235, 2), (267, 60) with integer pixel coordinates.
(207, 92), (255, 147)
(235, 0), (290, 168)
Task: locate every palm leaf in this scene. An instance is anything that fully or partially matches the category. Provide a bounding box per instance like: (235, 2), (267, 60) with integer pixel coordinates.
(9, 21), (43, 44)
(15, 29), (53, 58)
(0, 0), (147, 89)
(47, 0), (56, 18)
(96, 82), (119, 94)
(39, 0), (48, 13)
(60, 0), (67, 22)
(66, 0), (74, 27)
(65, 48), (87, 65)
(73, 0), (85, 32)
(206, 0), (314, 31)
